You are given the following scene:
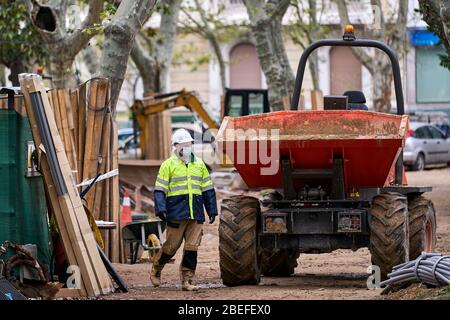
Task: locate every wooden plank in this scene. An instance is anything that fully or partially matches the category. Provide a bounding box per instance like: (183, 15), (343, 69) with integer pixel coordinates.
(64, 89), (75, 132)
(58, 89), (78, 181)
(70, 89), (80, 184)
(78, 84), (87, 180)
(82, 79), (109, 216)
(19, 76), (90, 297)
(0, 95), (27, 116)
(282, 95), (291, 111)
(51, 90), (63, 138)
(162, 110), (171, 158)
(90, 81), (109, 219)
(20, 74), (114, 296)
(311, 90), (324, 111)
(41, 157), (88, 297)
(140, 92), (172, 160)
(34, 78), (113, 296)
(94, 110), (111, 247)
(70, 89), (79, 156)
(82, 80), (99, 212)
(110, 122), (120, 263)
(62, 89), (78, 181)
(299, 94), (305, 111)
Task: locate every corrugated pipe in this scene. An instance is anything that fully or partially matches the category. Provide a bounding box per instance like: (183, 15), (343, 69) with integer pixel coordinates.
(381, 252), (450, 288)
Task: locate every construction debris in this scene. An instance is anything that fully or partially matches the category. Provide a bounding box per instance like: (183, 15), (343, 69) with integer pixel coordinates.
(0, 241), (61, 299)
(19, 73), (114, 297)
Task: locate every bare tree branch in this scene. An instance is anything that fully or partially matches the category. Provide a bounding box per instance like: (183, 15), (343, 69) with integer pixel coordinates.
(68, 0), (105, 54)
(266, 0), (291, 21)
(131, 39), (159, 93)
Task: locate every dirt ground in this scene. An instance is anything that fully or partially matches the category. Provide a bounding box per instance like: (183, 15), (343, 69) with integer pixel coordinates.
(104, 166), (450, 300)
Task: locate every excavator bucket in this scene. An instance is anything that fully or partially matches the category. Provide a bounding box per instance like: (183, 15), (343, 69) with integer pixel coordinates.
(216, 110), (409, 190)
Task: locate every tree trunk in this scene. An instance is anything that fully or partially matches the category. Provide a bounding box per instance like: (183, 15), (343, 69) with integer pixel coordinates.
(244, 0), (295, 111)
(25, 0), (105, 89)
(192, 0), (226, 93)
(334, 0), (408, 113)
(306, 0), (320, 91)
(7, 60), (26, 86)
(372, 61), (393, 114)
(98, 0), (157, 113)
(309, 51), (320, 91)
(81, 43), (100, 77)
(0, 64), (5, 86)
(207, 31), (227, 94)
(156, 0), (182, 93)
(48, 44), (79, 88)
(131, 41), (159, 93)
(130, 0), (181, 161)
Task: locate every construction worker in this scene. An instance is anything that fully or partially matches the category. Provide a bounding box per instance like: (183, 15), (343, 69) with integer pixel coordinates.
(151, 128), (218, 291)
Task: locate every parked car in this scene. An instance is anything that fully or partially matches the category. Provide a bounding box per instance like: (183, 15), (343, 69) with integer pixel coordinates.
(404, 122), (450, 171)
(118, 127), (141, 159)
(408, 111), (450, 137)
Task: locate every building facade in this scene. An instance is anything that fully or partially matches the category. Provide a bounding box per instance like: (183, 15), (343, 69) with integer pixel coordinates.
(146, 0), (450, 122)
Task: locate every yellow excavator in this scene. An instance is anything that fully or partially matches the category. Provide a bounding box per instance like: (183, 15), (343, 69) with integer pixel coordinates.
(131, 90), (220, 160)
(132, 89), (219, 128)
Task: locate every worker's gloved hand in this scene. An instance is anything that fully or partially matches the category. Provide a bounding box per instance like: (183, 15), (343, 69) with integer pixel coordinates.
(158, 211), (167, 221)
(209, 215), (216, 224)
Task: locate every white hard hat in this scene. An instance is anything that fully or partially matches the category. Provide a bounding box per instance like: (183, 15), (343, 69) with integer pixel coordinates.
(172, 128), (194, 145)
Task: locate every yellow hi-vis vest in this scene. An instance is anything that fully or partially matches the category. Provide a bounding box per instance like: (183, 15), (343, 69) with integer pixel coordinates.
(154, 154), (214, 220)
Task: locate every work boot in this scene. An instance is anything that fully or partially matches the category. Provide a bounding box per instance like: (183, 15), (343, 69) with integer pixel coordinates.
(150, 265), (162, 287)
(180, 270), (199, 291)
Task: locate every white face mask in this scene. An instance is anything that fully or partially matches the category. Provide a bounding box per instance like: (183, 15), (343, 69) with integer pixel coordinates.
(181, 147), (192, 162)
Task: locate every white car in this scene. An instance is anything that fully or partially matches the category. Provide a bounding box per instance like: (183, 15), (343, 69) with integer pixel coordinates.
(404, 122), (450, 171)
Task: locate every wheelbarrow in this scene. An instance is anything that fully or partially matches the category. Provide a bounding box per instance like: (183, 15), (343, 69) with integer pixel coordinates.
(122, 215), (166, 264)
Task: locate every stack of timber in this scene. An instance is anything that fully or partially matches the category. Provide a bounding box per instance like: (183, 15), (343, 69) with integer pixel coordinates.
(0, 89), (27, 116)
(68, 79), (121, 263)
(19, 73), (114, 297)
(140, 92), (172, 160)
(1, 81), (121, 264)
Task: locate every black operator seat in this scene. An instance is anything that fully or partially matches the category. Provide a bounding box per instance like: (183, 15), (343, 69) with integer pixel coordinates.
(343, 91), (369, 111)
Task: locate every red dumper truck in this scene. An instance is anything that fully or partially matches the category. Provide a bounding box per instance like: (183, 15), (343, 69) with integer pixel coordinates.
(216, 26), (437, 286)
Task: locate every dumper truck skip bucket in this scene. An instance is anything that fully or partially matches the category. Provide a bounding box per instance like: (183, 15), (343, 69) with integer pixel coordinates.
(216, 110), (409, 191)
(217, 26), (437, 288)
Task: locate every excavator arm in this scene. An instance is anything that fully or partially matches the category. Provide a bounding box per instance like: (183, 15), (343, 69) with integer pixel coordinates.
(131, 89), (224, 162)
(132, 90), (219, 131)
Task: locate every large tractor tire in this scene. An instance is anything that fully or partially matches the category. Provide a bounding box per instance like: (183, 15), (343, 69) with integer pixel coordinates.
(219, 196), (261, 286)
(369, 193), (409, 280)
(260, 249), (300, 277)
(408, 196), (437, 260)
